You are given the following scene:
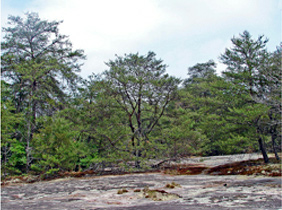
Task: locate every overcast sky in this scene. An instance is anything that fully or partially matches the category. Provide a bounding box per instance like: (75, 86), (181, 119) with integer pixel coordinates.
(2, 0), (282, 79)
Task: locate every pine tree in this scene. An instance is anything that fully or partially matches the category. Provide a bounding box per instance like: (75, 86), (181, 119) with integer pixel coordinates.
(103, 52), (181, 167)
(1, 81), (25, 176)
(220, 31), (273, 163)
(1, 12), (85, 172)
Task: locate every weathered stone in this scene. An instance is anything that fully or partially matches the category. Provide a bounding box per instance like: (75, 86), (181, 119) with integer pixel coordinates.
(1, 173), (281, 210)
(1, 153), (281, 209)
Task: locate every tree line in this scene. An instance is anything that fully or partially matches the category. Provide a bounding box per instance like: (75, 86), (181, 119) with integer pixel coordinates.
(1, 13), (281, 177)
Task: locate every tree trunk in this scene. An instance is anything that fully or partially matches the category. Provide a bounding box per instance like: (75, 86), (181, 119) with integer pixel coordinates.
(134, 137), (141, 168)
(3, 146), (8, 178)
(135, 92), (142, 168)
(269, 113), (280, 160)
(25, 80), (37, 173)
(258, 136), (269, 163)
(26, 119), (31, 173)
(135, 151), (141, 168)
(271, 133), (280, 161)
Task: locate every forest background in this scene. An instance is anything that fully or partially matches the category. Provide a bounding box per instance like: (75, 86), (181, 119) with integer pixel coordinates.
(1, 13), (281, 178)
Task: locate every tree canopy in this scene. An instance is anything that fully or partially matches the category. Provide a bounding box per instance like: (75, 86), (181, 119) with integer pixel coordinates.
(1, 13), (281, 177)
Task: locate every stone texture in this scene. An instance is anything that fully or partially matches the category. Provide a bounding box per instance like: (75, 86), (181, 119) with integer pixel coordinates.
(2, 153), (281, 209)
(2, 173), (281, 210)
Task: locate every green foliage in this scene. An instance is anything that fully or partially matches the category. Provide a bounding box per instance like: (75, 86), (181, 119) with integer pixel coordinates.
(1, 12), (85, 173)
(1, 81), (26, 176)
(31, 115), (86, 174)
(102, 52), (181, 166)
(161, 106), (208, 157)
(2, 141), (27, 176)
(183, 60), (216, 86)
(219, 31), (278, 162)
(1, 14), (280, 177)
(1, 12), (85, 113)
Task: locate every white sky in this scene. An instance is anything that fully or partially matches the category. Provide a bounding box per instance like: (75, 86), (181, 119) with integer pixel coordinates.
(1, 0), (282, 79)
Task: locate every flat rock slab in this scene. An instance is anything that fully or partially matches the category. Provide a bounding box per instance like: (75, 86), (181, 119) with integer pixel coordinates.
(156, 153), (267, 167)
(2, 173), (281, 210)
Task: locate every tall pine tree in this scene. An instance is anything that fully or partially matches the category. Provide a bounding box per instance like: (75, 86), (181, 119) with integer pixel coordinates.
(220, 31), (273, 163)
(1, 12), (85, 172)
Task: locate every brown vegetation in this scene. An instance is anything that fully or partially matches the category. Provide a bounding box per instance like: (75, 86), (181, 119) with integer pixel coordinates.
(2, 157), (281, 186)
(163, 164), (208, 175)
(207, 158), (281, 176)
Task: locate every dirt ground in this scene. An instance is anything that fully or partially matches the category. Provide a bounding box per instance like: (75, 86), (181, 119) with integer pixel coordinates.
(1, 153), (282, 210)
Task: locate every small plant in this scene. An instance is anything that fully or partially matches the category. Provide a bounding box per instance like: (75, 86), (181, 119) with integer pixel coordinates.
(186, 169), (191, 174)
(143, 189), (181, 201)
(40, 168), (60, 180)
(117, 188), (128, 194)
(143, 186), (150, 192)
(165, 181), (181, 189)
(165, 183), (175, 188)
(163, 169), (180, 175)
